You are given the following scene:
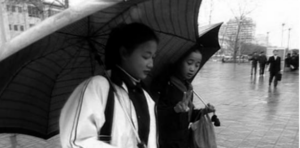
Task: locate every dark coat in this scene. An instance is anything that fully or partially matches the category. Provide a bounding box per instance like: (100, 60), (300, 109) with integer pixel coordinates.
(267, 56), (281, 73)
(258, 55), (267, 65)
(249, 55), (258, 66)
(157, 79), (200, 148)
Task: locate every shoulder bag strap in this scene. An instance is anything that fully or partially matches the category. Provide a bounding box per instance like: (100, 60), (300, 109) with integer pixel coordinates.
(99, 80), (115, 143)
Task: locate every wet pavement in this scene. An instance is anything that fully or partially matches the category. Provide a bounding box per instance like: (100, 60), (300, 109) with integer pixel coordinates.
(193, 61), (299, 148)
(0, 61), (298, 148)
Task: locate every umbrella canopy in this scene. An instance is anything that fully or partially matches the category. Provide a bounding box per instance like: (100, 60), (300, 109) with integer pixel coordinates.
(0, 0), (203, 139)
(197, 22), (223, 70)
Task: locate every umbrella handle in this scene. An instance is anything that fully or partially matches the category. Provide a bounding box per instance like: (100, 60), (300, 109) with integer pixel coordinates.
(193, 91), (208, 107)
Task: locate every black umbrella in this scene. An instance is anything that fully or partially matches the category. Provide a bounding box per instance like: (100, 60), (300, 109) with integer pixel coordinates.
(0, 0), (203, 140)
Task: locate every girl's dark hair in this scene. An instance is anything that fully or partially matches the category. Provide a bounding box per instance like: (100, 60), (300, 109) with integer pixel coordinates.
(105, 23), (159, 70)
(172, 43), (203, 73)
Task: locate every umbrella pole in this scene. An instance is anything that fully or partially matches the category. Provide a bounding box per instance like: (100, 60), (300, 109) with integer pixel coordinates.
(193, 91), (221, 126)
(193, 91), (208, 107)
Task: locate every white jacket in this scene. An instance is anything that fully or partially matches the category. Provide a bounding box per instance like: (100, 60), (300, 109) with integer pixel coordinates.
(59, 76), (157, 148)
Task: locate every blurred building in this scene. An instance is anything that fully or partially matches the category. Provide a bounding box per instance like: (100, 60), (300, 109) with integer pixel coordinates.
(220, 17), (256, 44)
(0, 0), (68, 44)
(217, 17), (257, 56)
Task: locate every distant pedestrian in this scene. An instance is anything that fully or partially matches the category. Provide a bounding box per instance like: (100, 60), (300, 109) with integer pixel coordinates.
(290, 52), (299, 71)
(249, 52), (258, 75)
(267, 50), (281, 87)
(258, 51), (267, 75)
(221, 57), (225, 63)
(285, 53), (291, 68)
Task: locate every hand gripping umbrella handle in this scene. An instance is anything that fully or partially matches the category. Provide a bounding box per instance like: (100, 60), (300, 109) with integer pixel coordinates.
(193, 91), (221, 127)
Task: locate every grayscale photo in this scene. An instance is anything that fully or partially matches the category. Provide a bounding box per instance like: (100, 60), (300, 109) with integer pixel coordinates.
(0, 0), (298, 148)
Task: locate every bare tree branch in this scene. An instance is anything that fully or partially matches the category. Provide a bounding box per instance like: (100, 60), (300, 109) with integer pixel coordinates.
(222, 0), (258, 62)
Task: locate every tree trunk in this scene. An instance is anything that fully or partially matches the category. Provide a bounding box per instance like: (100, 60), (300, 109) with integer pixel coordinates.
(233, 20), (241, 63)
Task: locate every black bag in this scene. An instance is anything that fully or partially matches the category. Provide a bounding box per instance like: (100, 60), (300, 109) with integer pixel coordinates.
(277, 73), (282, 81)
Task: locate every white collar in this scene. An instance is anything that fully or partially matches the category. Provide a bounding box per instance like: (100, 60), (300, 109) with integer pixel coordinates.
(116, 65), (141, 84)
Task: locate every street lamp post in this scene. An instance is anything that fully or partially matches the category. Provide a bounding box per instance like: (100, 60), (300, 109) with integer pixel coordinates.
(285, 28), (292, 71)
(287, 28), (291, 50)
(266, 31), (269, 47)
(281, 23), (285, 47)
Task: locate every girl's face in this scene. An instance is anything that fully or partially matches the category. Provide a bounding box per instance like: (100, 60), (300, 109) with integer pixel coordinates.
(179, 51), (202, 80)
(121, 40), (158, 80)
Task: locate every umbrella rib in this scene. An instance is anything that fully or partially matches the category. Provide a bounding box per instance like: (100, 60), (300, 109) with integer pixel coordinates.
(90, 40), (106, 51)
(193, 0), (201, 38)
(0, 58), (56, 98)
(176, 0), (183, 37)
(0, 39), (88, 138)
(168, 0), (176, 35)
(0, 46), (85, 134)
(140, 2), (151, 27)
(46, 47), (84, 134)
(154, 29), (195, 42)
(158, 0), (167, 34)
(34, 59), (60, 75)
(169, 40), (191, 62)
(155, 36), (173, 56)
(56, 31), (86, 38)
(92, 33), (110, 38)
(1, 98), (48, 114)
(89, 47), (96, 75)
(16, 71), (53, 92)
(91, 4), (134, 36)
(184, 0), (190, 40)
(0, 115), (47, 127)
(55, 47), (85, 80)
(6, 81), (51, 100)
(151, 0), (161, 31)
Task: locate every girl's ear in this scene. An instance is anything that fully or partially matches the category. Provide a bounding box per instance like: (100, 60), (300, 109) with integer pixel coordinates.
(119, 47), (128, 60)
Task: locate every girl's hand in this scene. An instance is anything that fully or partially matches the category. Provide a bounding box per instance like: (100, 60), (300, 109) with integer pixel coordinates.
(174, 101), (190, 113)
(204, 103), (216, 114)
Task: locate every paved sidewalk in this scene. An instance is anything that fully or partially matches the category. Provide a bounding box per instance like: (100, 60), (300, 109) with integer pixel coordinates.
(193, 61), (299, 148)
